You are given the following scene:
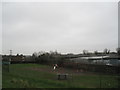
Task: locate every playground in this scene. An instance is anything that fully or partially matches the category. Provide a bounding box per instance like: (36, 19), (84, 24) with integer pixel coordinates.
(2, 64), (119, 88)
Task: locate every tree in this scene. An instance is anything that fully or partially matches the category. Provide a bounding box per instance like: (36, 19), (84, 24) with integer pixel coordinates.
(107, 49), (110, 54)
(116, 47), (120, 55)
(32, 52), (38, 57)
(16, 54), (19, 56)
(83, 50), (88, 55)
(32, 52), (39, 62)
(94, 50), (98, 55)
(103, 48), (110, 54)
(38, 53), (50, 64)
(38, 51), (45, 56)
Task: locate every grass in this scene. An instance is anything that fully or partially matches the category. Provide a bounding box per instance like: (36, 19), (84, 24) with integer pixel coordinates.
(2, 64), (119, 88)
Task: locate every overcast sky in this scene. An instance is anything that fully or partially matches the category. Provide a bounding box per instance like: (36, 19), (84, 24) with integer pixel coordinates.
(2, 2), (118, 55)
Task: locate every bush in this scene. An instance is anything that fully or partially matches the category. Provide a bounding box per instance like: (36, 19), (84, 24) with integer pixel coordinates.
(10, 79), (34, 88)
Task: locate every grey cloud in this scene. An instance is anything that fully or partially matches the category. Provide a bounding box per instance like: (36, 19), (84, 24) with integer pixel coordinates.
(2, 2), (118, 55)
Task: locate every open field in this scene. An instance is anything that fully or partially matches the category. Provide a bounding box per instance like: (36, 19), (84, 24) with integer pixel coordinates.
(2, 64), (119, 88)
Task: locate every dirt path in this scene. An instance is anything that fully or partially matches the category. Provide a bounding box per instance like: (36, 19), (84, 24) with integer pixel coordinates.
(25, 66), (96, 76)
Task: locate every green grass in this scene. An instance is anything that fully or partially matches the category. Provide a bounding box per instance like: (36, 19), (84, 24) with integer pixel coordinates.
(2, 64), (119, 88)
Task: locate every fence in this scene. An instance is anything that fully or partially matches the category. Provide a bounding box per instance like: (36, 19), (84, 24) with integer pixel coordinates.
(2, 61), (10, 72)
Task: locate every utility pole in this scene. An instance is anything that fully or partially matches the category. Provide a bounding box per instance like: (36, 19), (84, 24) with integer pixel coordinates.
(10, 50), (12, 56)
(9, 50), (12, 62)
(10, 50), (12, 59)
(8, 50), (12, 72)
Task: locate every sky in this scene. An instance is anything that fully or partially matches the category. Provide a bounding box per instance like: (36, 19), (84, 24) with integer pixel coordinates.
(2, 1), (118, 55)
(0, 1), (1, 89)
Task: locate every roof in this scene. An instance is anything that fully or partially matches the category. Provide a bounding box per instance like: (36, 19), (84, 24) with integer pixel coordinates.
(81, 56), (109, 60)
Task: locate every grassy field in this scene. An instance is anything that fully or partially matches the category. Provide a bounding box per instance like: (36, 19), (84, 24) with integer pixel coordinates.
(2, 64), (119, 88)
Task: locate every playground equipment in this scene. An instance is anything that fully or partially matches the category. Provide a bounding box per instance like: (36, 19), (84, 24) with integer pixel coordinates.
(57, 73), (68, 80)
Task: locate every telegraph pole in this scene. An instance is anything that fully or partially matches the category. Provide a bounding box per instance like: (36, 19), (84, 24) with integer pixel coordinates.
(9, 50), (12, 62)
(8, 50), (12, 72)
(10, 50), (12, 56)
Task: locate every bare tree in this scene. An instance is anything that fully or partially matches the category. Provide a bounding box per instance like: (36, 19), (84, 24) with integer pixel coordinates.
(83, 49), (88, 55)
(116, 47), (120, 55)
(103, 48), (110, 54)
(94, 50), (98, 55)
(32, 52), (38, 57)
